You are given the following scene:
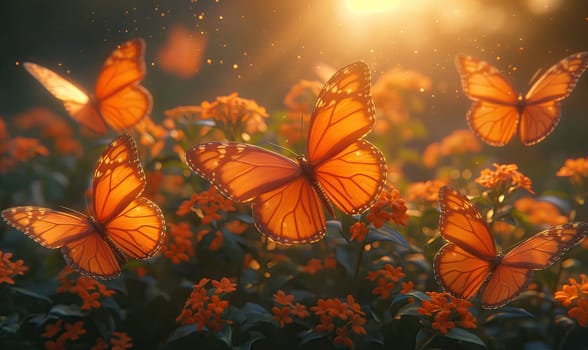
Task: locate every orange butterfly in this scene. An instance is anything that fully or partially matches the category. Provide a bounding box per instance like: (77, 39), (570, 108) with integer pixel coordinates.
(24, 38), (152, 135)
(185, 62), (387, 244)
(434, 186), (587, 309)
(455, 52), (588, 146)
(1, 134), (166, 279)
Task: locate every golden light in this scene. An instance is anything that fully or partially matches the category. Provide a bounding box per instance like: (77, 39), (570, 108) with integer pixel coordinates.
(344, 0), (401, 14)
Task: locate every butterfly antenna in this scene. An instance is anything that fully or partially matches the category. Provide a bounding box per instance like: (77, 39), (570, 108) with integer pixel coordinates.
(59, 205), (87, 217)
(267, 142), (298, 157)
(528, 68), (545, 88)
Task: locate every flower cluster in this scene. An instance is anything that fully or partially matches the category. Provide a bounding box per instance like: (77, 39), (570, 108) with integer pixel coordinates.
(92, 332), (134, 350)
(56, 267), (116, 310)
(42, 320), (86, 350)
(417, 292), (477, 334)
(554, 274), (588, 326)
(177, 187), (236, 224)
(366, 188), (409, 228)
(476, 163), (534, 195)
(310, 295), (367, 348)
(176, 277), (236, 332)
(162, 221), (194, 264)
(422, 129), (482, 168)
(279, 79), (322, 145)
(350, 222), (370, 242)
(557, 156), (588, 186)
(366, 264), (408, 299)
(271, 290), (310, 327)
(405, 179), (448, 208)
(0, 250), (28, 284)
(301, 255), (336, 275)
(157, 24), (206, 79)
(0, 116), (48, 173)
(514, 197), (568, 227)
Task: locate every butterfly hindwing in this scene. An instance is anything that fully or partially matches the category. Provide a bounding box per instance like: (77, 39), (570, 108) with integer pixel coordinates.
(314, 140), (386, 215)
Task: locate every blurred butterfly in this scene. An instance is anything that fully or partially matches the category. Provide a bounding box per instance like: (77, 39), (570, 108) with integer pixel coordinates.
(2, 134), (166, 279)
(434, 186), (587, 309)
(185, 62), (387, 244)
(455, 52), (588, 146)
(24, 38), (152, 135)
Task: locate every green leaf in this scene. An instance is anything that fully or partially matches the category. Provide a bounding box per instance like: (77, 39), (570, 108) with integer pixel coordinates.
(48, 304), (84, 318)
(482, 307), (535, 323)
(235, 331), (265, 350)
(415, 328), (436, 350)
(299, 330), (325, 346)
(445, 328), (486, 347)
(11, 287), (52, 305)
(216, 325), (232, 347)
(167, 324), (198, 343)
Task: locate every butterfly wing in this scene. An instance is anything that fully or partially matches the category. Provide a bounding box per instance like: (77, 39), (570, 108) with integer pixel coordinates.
(185, 141), (300, 203)
(104, 197), (166, 259)
(307, 61), (387, 214)
(186, 141), (325, 243)
(455, 54), (520, 146)
(23, 62), (108, 134)
(95, 38), (152, 131)
(1, 207), (121, 279)
(519, 51), (588, 145)
(434, 244), (493, 300)
(92, 134), (145, 223)
(434, 186), (497, 299)
(480, 222), (587, 308)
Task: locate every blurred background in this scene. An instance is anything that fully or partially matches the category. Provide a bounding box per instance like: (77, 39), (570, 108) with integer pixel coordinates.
(1, 0), (587, 191)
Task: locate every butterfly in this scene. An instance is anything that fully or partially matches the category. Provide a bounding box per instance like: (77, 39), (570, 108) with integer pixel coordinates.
(185, 62), (387, 244)
(434, 186), (587, 309)
(455, 52), (588, 146)
(1, 134), (166, 279)
(24, 38), (152, 135)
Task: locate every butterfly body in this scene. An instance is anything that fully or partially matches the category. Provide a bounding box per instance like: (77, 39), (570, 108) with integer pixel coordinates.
(24, 38), (152, 135)
(2, 134), (166, 279)
(434, 186), (587, 309)
(455, 51), (588, 146)
(186, 62), (387, 244)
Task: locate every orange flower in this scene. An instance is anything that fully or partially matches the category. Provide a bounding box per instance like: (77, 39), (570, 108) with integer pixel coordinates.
(274, 290), (295, 306)
(177, 277), (235, 332)
(417, 292), (477, 334)
(63, 321), (86, 340)
(555, 274), (588, 326)
(42, 320), (64, 338)
(42, 320), (87, 349)
(0, 250), (28, 284)
(366, 189), (408, 228)
(8, 137), (49, 162)
(271, 290), (310, 326)
(162, 221), (194, 264)
(212, 277), (237, 294)
(557, 156), (588, 186)
(405, 180), (447, 206)
(401, 281), (414, 294)
(183, 187), (237, 224)
(514, 197), (568, 227)
(310, 295), (366, 349)
(111, 332), (133, 350)
(476, 163), (534, 194)
(272, 306), (293, 327)
(366, 264), (406, 299)
(350, 222), (369, 242)
(56, 267), (116, 310)
(91, 337), (109, 350)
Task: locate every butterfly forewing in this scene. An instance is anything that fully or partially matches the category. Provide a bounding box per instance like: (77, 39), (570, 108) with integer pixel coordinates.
(438, 186), (496, 258)
(314, 140), (386, 214)
(1, 207), (93, 248)
(95, 38), (152, 131)
(501, 222), (587, 268)
(105, 197), (166, 258)
(92, 134), (145, 223)
(252, 177), (326, 244)
(307, 61), (375, 164)
(455, 54), (518, 104)
(186, 141), (301, 203)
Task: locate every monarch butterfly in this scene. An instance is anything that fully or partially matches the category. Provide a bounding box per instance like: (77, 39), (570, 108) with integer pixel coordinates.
(455, 52), (588, 146)
(185, 62), (387, 244)
(434, 186), (587, 309)
(24, 38), (152, 135)
(1, 134), (166, 279)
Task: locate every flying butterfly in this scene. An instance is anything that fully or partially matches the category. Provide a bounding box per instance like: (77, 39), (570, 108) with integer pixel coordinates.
(2, 134), (166, 279)
(24, 38), (152, 135)
(434, 186), (587, 309)
(455, 52), (588, 146)
(185, 62), (387, 244)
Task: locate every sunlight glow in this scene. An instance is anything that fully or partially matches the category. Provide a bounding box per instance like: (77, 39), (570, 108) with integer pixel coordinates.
(344, 0), (400, 14)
